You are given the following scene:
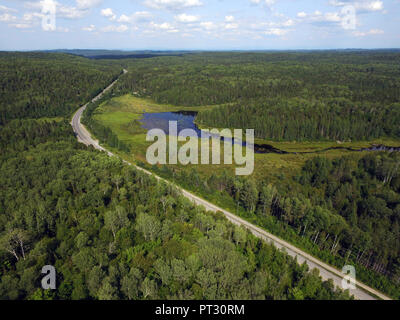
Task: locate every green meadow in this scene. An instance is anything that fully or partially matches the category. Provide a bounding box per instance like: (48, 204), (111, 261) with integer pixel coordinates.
(91, 94), (400, 183)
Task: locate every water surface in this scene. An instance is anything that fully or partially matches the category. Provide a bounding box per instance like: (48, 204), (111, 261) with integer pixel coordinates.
(139, 112), (400, 154)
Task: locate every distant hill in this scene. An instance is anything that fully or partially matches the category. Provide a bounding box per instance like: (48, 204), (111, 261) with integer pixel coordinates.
(43, 49), (191, 59)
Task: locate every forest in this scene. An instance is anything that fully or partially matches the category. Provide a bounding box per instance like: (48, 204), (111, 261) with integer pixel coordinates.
(196, 98), (400, 141)
(0, 52), (353, 300)
(114, 51), (400, 141)
(142, 151), (400, 298)
(96, 51), (400, 298)
(0, 119), (350, 300)
(0, 52), (122, 124)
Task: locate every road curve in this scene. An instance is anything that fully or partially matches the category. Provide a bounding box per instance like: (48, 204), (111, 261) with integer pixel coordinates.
(71, 70), (391, 301)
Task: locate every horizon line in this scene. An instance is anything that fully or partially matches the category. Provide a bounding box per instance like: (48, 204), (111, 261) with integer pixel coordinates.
(2, 48), (400, 52)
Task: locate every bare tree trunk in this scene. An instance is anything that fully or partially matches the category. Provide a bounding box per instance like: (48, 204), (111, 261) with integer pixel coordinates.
(331, 234), (338, 253)
(357, 248), (366, 263)
(20, 241), (25, 260)
(313, 231), (320, 244)
(331, 236), (339, 253)
(366, 251), (373, 267)
(7, 249), (19, 261)
(345, 249), (352, 264)
(302, 223), (307, 237)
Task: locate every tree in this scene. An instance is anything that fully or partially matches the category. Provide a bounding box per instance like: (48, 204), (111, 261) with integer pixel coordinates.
(171, 259), (191, 285)
(135, 213), (161, 241)
(121, 268), (142, 300)
(196, 268), (218, 300)
(75, 231), (89, 249)
(233, 226), (247, 246)
(289, 287), (305, 300)
(240, 180), (258, 213)
(258, 185), (276, 216)
(0, 229), (29, 261)
(112, 175), (123, 192)
(87, 266), (106, 298)
(104, 206), (129, 240)
(141, 277), (157, 299)
(98, 277), (118, 300)
(154, 259), (172, 286)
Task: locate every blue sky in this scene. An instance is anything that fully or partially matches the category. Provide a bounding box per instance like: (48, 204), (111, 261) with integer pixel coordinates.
(0, 0), (399, 50)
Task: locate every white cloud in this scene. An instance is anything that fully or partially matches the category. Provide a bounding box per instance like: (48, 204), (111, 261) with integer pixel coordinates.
(225, 23), (238, 30)
(24, 0), (99, 20)
(199, 21), (215, 30)
(250, 0), (276, 7)
(264, 28), (288, 36)
(0, 5), (17, 13)
(117, 11), (152, 23)
(101, 8), (116, 21)
(22, 12), (43, 22)
(150, 21), (179, 33)
(57, 5), (88, 19)
(324, 12), (342, 22)
(225, 15), (235, 22)
(9, 23), (32, 29)
(297, 9), (351, 27)
(353, 28), (384, 36)
(249, 18), (294, 37)
(281, 19), (294, 26)
(151, 21), (174, 29)
(369, 28), (384, 34)
(0, 13), (17, 22)
(101, 24), (129, 32)
(76, 0), (102, 10)
(133, 11), (153, 22)
(329, 0), (384, 13)
(1, 6), (42, 29)
(144, 0), (203, 11)
(258, 19), (294, 29)
(82, 24), (96, 31)
(175, 13), (199, 23)
(118, 14), (131, 23)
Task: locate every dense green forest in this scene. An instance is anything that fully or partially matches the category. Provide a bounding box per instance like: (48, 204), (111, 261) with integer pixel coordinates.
(141, 151), (400, 299)
(0, 52), (355, 300)
(0, 52), (121, 124)
(0, 120), (350, 300)
(1, 51), (399, 300)
(106, 51), (400, 298)
(196, 98), (400, 141)
(114, 51), (400, 141)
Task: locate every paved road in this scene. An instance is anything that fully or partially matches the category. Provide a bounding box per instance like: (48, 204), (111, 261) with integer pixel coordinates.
(71, 70), (391, 301)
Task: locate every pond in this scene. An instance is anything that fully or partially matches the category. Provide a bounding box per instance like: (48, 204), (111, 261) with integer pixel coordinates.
(139, 111), (264, 152)
(140, 111), (201, 137)
(139, 111), (400, 155)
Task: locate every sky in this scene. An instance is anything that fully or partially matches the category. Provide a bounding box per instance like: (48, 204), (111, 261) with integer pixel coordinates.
(0, 0), (399, 50)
